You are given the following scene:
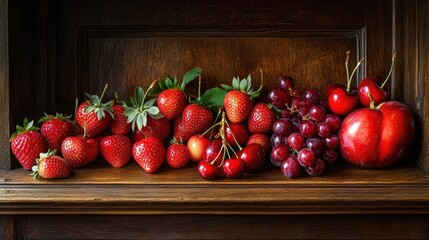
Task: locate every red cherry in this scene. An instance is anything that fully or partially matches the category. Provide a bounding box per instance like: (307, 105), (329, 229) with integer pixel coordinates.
(198, 161), (220, 180)
(225, 122), (249, 147)
(202, 140), (224, 166)
(357, 77), (389, 107)
(237, 143), (267, 173)
(327, 86), (359, 116)
(187, 135), (210, 162)
(222, 158), (245, 178)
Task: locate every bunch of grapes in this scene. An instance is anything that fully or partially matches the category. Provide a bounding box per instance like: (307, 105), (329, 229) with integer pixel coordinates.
(267, 76), (342, 178)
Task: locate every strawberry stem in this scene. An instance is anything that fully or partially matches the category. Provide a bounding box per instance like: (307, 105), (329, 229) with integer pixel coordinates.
(99, 84), (109, 104)
(198, 75), (202, 99)
(381, 53), (397, 89)
(139, 81), (157, 110)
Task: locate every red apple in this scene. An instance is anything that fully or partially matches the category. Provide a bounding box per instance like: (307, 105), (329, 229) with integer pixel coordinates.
(187, 135), (210, 162)
(339, 101), (415, 168)
(237, 143), (266, 173)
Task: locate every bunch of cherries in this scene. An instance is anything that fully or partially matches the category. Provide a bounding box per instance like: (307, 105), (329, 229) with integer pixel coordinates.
(267, 76), (342, 178)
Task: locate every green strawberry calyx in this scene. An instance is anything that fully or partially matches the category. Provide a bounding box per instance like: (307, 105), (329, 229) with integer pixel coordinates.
(157, 67), (202, 92)
(31, 149), (57, 179)
(124, 81), (163, 132)
(38, 112), (72, 123)
(221, 69), (264, 99)
(83, 84), (115, 121)
(9, 118), (39, 142)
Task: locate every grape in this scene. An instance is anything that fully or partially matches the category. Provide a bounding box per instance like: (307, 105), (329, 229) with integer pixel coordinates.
(308, 105), (326, 122)
(299, 120), (317, 138)
(305, 137), (323, 155)
(272, 118), (293, 136)
(270, 133), (285, 148)
(267, 88), (292, 109)
(286, 132), (305, 150)
(281, 155), (301, 178)
(298, 99), (314, 116)
(291, 116), (301, 132)
(303, 88), (322, 102)
(278, 75), (295, 90)
(317, 122), (331, 138)
(280, 109), (293, 118)
(270, 144), (290, 167)
(323, 135), (340, 149)
(297, 148), (316, 167)
(305, 158), (325, 176)
(324, 114), (342, 132)
(322, 149), (338, 164)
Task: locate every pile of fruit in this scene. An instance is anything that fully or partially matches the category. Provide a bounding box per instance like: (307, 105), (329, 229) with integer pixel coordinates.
(9, 52), (416, 180)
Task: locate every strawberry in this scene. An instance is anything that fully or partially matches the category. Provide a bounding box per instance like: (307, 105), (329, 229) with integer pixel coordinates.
(100, 135), (132, 168)
(132, 137), (165, 173)
(246, 133), (271, 152)
(166, 140), (191, 169)
(76, 84), (114, 137)
(174, 103), (214, 141)
(131, 116), (171, 142)
(222, 74), (262, 123)
(110, 105), (131, 135)
(31, 149), (70, 179)
(247, 103), (277, 134)
(10, 119), (48, 170)
(61, 136), (99, 168)
(157, 67), (202, 120)
(39, 113), (74, 154)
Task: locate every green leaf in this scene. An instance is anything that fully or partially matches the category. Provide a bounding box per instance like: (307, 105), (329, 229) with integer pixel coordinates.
(232, 77), (239, 89)
(200, 88), (227, 108)
(84, 105), (96, 113)
(182, 67), (202, 89)
(239, 79), (248, 91)
(124, 108), (138, 123)
(90, 95), (100, 104)
(143, 98), (157, 107)
(135, 87), (145, 105)
(146, 106), (160, 115)
(136, 114), (143, 131)
(221, 84), (234, 91)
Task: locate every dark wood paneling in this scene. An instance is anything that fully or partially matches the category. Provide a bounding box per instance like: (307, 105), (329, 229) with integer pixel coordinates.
(77, 0), (366, 27)
(0, 0), (11, 170)
(85, 36), (357, 101)
(0, 216), (14, 240)
(15, 214), (429, 240)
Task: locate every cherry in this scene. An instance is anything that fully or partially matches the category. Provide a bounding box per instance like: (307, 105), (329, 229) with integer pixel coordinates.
(187, 135), (210, 162)
(297, 148), (316, 167)
(202, 140), (224, 166)
(281, 155), (301, 178)
(278, 75), (295, 90)
(237, 143), (266, 173)
(358, 53), (396, 107)
(305, 158), (325, 176)
(198, 161), (220, 180)
(270, 144), (289, 167)
(272, 118), (294, 136)
(267, 88), (292, 109)
(225, 122), (249, 147)
(286, 132), (305, 150)
(222, 158), (245, 178)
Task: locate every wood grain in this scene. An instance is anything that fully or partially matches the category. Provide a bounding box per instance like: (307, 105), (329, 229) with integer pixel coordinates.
(0, 0), (10, 170)
(15, 214), (429, 240)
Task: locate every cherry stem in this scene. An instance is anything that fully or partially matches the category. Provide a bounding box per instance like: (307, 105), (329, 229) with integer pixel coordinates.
(367, 91), (375, 109)
(345, 51), (351, 91)
(347, 57), (365, 92)
(380, 53), (397, 89)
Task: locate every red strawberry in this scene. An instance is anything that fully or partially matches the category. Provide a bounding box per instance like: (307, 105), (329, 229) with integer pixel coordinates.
(100, 135), (132, 168)
(31, 149), (71, 179)
(110, 105), (131, 135)
(76, 85), (114, 137)
(61, 136), (99, 168)
(10, 119), (48, 170)
(174, 103), (214, 141)
(131, 116), (171, 142)
(132, 137), (165, 173)
(158, 89), (188, 120)
(166, 141), (191, 168)
(222, 74), (262, 123)
(246, 133), (271, 152)
(39, 113), (74, 154)
(157, 67), (201, 120)
(247, 103), (277, 134)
